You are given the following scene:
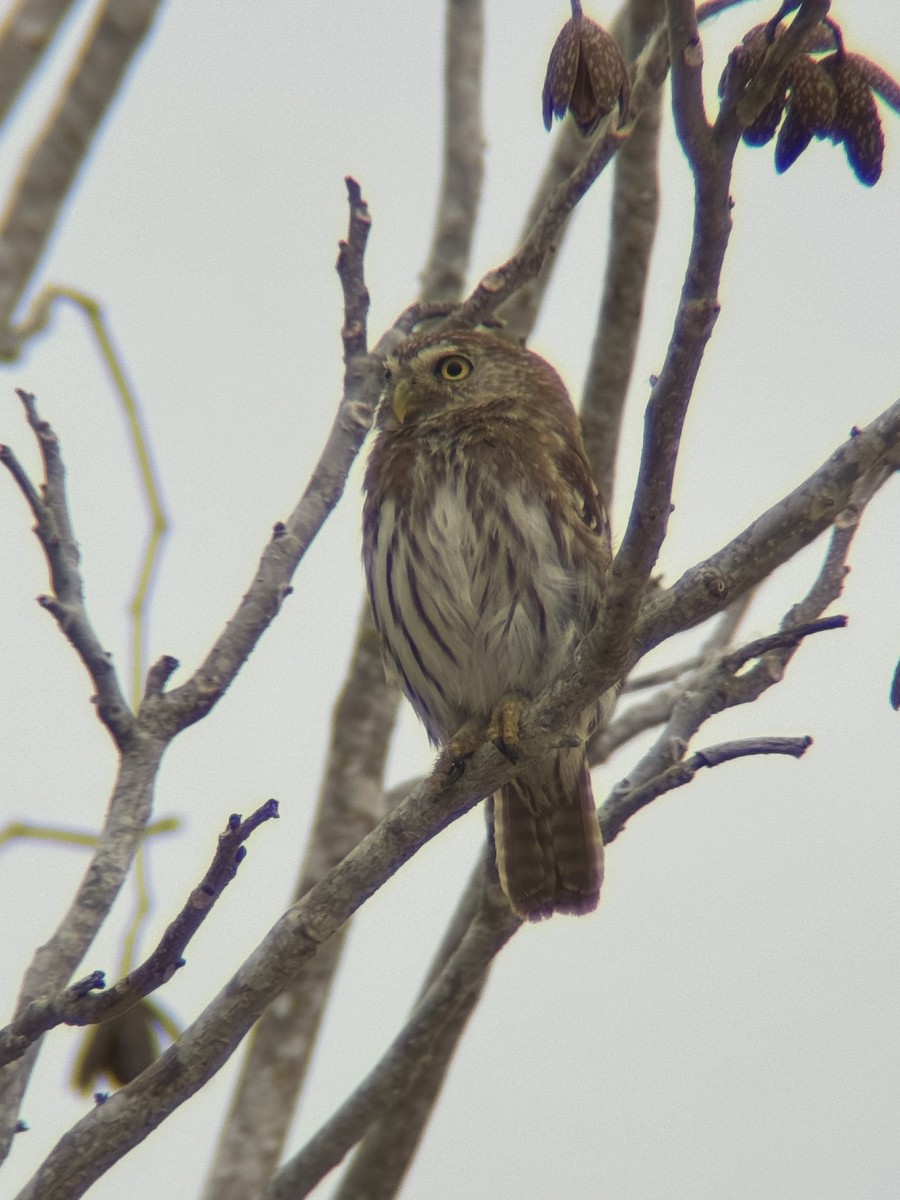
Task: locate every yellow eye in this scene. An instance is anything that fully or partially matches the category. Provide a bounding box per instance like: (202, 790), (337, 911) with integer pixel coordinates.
(435, 354), (472, 382)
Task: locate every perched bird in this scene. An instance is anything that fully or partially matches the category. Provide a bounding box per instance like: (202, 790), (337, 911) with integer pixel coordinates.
(362, 330), (611, 920)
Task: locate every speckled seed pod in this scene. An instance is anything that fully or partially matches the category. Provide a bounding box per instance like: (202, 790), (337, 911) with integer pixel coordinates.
(821, 53), (884, 186)
(783, 55), (838, 135)
(774, 105), (815, 173)
(542, 14), (629, 134)
(743, 87), (787, 146)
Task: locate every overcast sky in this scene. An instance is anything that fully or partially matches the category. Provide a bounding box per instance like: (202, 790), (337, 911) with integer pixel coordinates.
(1, 2), (899, 1198)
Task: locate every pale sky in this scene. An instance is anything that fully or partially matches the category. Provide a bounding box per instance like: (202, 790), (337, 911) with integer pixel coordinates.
(1, 2), (899, 1198)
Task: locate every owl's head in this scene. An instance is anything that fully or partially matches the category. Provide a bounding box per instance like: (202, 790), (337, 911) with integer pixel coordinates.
(378, 329), (569, 430)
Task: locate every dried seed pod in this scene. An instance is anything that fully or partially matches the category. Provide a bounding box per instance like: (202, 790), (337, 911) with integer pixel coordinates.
(542, 12), (629, 134)
(743, 88), (787, 146)
(775, 105), (815, 172)
(783, 55), (837, 135)
(72, 1004), (161, 1093)
(822, 53), (884, 186)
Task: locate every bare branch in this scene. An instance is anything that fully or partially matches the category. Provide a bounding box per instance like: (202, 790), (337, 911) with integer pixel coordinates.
(199, 611), (398, 1200)
(0, 0), (165, 358)
(0, 803), (278, 1068)
(445, 18), (680, 332)
(0, 390), (134, 744)
(0, 0), (77, 128)
(147, 182), (382, 738)
(331, 852), (495, 1199)
(579, 0), (664, 506)
(419, 0), (485, 302)
(602, 735), (813, 843)
(637, 406), (900, 653)
(266, 869), (518, 1200)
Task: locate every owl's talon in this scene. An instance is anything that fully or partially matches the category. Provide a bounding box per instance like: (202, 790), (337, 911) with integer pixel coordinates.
(487, 697), (526, 763)
(492, 736), (521, 764)
(432, 719), (484, 790)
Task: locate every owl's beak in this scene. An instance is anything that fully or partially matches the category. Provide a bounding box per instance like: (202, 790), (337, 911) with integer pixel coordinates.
(391, 379), (414, 425)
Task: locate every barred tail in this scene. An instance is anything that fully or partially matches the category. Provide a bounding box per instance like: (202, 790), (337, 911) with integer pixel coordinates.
(493, 749), (603, 921)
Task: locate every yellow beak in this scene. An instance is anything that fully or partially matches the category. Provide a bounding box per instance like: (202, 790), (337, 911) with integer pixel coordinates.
(391, 379), (413, 425)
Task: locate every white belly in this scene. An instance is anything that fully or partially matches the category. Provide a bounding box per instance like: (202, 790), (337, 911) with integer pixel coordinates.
(366, 480), (594, 742)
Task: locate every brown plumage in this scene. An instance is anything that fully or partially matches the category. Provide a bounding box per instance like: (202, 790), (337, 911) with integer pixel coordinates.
(362, 330), (611, 920)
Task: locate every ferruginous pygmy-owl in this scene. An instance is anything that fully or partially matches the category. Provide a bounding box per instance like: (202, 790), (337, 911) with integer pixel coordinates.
(362, 330), (611, 920)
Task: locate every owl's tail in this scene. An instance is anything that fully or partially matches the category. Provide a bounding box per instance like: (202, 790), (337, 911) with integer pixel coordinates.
(493, 748), (603, 921)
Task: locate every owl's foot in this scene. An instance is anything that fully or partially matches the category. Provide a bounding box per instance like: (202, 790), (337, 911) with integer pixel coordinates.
(487, 696), (527, 764)
(434, 719), (484, 788)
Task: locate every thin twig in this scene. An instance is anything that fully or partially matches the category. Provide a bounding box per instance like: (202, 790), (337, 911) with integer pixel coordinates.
(142, 179), (382, 739)
(602, 735), (813, 841)
(1, 390), (133, 744)
(0, 803), (278, 1068)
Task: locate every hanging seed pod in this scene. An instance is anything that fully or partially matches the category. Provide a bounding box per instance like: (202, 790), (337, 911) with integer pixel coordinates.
(542, 9), (629, 135)
(783, 55), (838, 135)
(743, 88), (787, 146)
(821, 53), (884, 186)
(72, 1003), (161, 1093)
(775, 105), (815, 172)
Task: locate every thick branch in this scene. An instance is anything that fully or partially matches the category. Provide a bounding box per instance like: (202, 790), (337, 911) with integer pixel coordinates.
(419, 0), (485, 302)
(265, 870), (517, 1200)
(0, 0), (165, 358)
(0, 0), (76, 128)
(198, 612), (398, 1200)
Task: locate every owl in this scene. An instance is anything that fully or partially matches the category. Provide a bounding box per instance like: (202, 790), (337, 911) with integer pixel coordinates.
(362, 330), (611, 920)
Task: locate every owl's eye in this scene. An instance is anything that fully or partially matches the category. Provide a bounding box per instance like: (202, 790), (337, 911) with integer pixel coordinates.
(435, 354), (473, 382)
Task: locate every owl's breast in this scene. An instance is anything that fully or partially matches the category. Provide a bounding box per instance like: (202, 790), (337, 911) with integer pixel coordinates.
(364, 465), (601, 741)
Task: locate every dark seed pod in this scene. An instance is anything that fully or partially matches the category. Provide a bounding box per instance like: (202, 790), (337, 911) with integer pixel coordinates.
(743, 88), (787, 146)
(72, 1004), (161, 1093)
(542, 12), (629, 135)
(775, 105), (815, 173)
(783, 55), (837, 135)
(822, 53), (884, 186)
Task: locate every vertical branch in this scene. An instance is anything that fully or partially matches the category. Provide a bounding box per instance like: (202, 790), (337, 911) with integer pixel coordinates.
(419, 0), (485, 301)
(199, 8), (485, 1197)
(579, 0), (665, 505)
(495, 118), (588, 342)
(596, 0), (734, 663)
(199, 608), (399, 1200)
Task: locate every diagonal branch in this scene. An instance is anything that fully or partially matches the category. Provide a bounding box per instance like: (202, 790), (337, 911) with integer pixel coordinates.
(15, 402), (897, 1197)
(264, 865), (518, 1200)
(0, 0), (78, 129)
(0, 0), (166, 359)
(197, 610), (399, 1200)
(0, 802), (278, 1068)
